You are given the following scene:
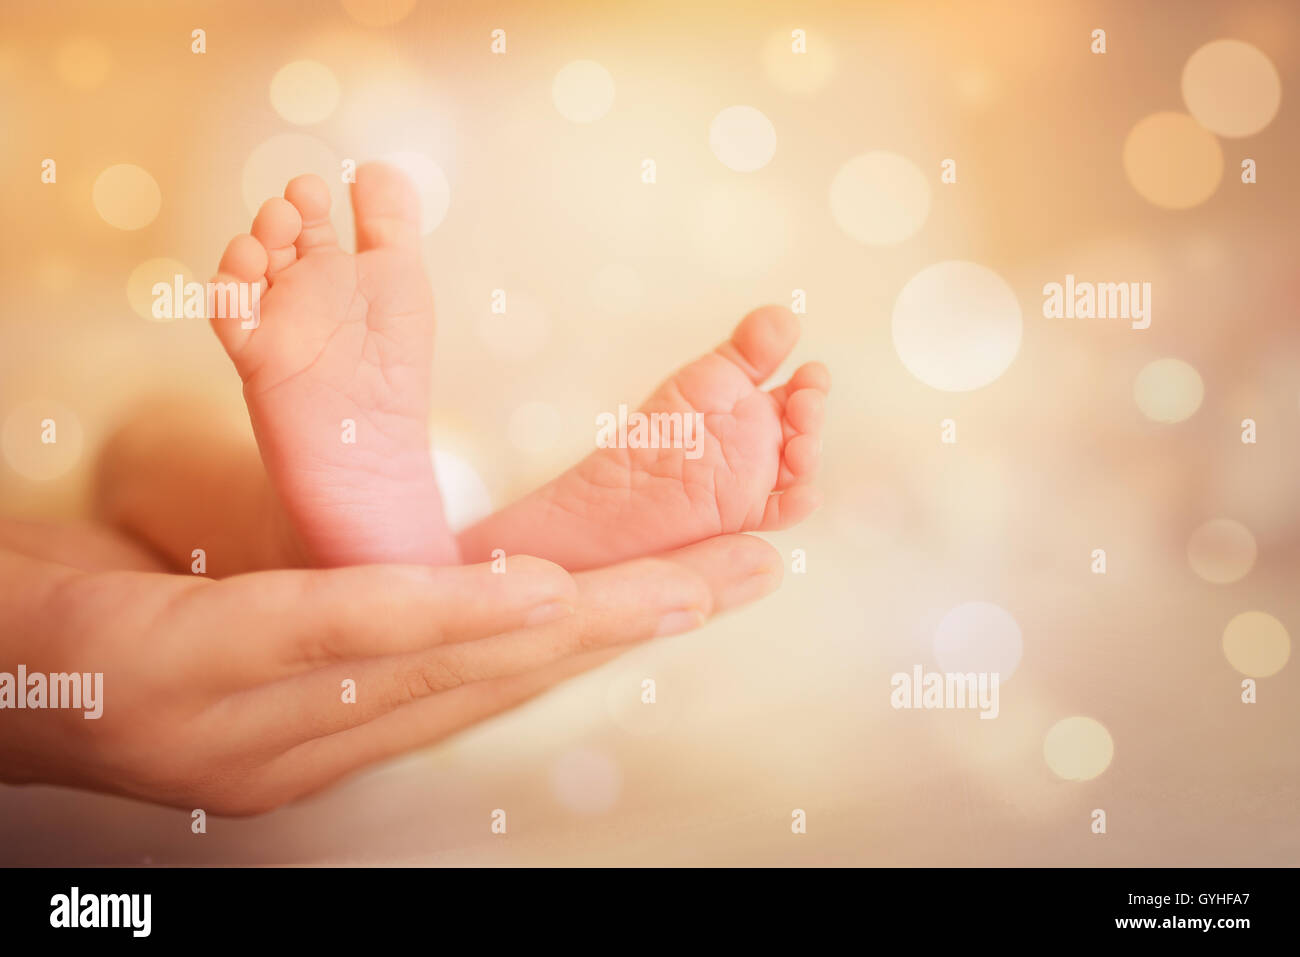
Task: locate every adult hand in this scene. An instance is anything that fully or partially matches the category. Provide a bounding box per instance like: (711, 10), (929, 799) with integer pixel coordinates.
(0, 531), (779, 814)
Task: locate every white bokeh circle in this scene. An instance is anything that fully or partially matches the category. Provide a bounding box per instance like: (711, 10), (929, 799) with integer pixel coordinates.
(829, 151), (930, 245)
(242, 132), (342, 218)
(381, 150), (451, 235)
(1182, 39), (1281, 138)
(933, 601), (1023, 680)
(93, 164), (161, 231)
(1044, 716), (1114, 781)
(1133, 358), (1203, 424)
(1187, 519), (1257, 584)
(891, 261), (1023, 392)
(552, 60), (615, 123)
(126, 257), (196, 322)
(2, 400), (84, 481)
(709, 105), (777, 172)
(1222, 611), (1290, 677)
(270, 60), (341, 125)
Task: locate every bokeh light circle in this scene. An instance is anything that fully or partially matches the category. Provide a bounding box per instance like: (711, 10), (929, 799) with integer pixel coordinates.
(933, 601), (1023, 680)
(126, 258), (197, 322)
(270, 60), (341, 125)
(709, 105), (777, 172)
(829, 151), (930, 245)
(1133, 358), (1203, 424)
(1123, 112), (1223, 210)
(1044, 716), (1114, 781)
(2, 400), (84, 482)
(1222, 611), (1290, 677)
(552, 60), (615, 124)
(891, 260), (1023, 392)
(241, 132), (341, 218)
(1182, 39), (1281, 138)
(93, 164), (161, 231)
(1187, 519), (1257, 584)
(381, 150), (451, 235)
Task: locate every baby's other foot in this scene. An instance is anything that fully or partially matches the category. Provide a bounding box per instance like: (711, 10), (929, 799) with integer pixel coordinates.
(209, 163), (459, 566)
(459, 306), (828, 570)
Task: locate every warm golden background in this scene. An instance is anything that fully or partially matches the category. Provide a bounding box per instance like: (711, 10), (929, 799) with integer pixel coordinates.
(1, 0), (1297, 864)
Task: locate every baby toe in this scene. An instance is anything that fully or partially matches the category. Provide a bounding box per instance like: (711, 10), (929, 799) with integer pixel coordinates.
(251, 197), (303, 280)
(760, 485), (824, 531)
(784, 432), (821, 478)
(284, 174), (339, 254)
(784, 388), (826, 435)
(217, 233), (268, 283)
(786, 360), (831, 394)
(208, 235), (267, 356)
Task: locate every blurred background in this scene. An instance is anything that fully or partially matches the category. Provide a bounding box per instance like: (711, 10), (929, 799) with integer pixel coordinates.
(1, 0), (1297, 864)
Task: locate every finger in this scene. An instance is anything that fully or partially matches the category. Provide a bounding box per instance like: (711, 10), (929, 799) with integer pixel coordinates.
(257, 646), (625, 802)
(259, 535), (782, 789)
(649, 532), (782, 614)
(195, 556), (576, 688)
(243, 549), (718, 747)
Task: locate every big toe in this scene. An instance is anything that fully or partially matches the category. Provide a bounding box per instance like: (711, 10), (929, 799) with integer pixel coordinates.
(351, 161), (421, 253)
(717, 305), (801, 385)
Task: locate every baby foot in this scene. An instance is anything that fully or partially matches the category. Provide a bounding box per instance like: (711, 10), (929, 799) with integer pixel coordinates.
(459, 306), (828, 570)
(209, 163), (459, 567)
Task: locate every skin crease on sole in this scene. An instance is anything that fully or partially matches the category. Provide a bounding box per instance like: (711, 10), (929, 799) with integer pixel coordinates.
(456, 304), (830, 571)
(213, 164), (829, 573)
(210, 164), (460, 568)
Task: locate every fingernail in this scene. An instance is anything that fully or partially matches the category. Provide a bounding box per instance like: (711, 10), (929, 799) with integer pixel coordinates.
(655, 609), (705, 637)
(526, 601), (573, 626)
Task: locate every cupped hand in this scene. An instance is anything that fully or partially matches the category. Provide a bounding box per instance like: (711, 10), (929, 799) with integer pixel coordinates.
(0, 533), (779, 814)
